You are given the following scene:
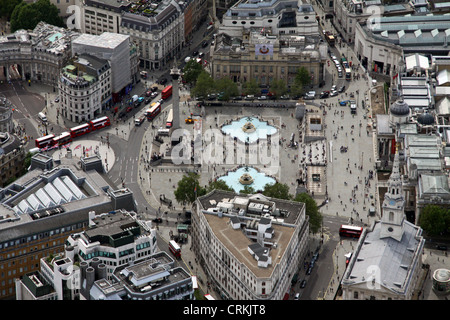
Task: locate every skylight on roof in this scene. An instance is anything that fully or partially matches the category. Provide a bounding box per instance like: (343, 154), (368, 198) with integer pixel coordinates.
(431, 29), (439, 37)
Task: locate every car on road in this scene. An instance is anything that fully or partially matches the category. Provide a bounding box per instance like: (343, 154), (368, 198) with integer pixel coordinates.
(258, 95), (267, 100)
(338, 85), (346, 93)
(151, 92), (158, 98)
(330, 90), (338, 97)
(436, 244), (448, 251)
(54, 96), (60, 102)
(152, 218), (163, 223)
(198, 52), (205, 58)
(331, 85), (337, 91)
(294, 293), (300, 300)
(306, 266), (312, 275)
(319, 91), (329, 99)
(201, 41), (208, 48)
(339, 100), (348, 106)
(192, 51), (199, 56)
(300, 280), (307, 289)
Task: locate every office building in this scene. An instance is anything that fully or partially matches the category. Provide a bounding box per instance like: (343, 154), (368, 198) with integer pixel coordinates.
(0, 154), (136, 299)
(191, 190), (309, 300)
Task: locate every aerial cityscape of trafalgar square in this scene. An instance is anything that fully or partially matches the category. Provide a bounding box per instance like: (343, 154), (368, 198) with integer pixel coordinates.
(0, 0), (448, 305)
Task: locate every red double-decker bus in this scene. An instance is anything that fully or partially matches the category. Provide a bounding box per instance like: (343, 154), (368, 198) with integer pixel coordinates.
(35, 134), (55, 148)
(52, 132), (72, 146)
(145, 102), (161, 121)
(161, 85), (173, 100)
(70, 123), (91, 138)
(339, 225), (363, 238)
(169, 240), (181, 258)
(89, 116), (110, 131)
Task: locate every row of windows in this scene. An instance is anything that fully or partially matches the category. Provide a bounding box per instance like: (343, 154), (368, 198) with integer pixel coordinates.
(0, 224), (84, 252)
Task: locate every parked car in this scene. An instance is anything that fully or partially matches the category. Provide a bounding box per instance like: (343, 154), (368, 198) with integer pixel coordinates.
(192, 51), (199, 56)
(153, 218), (162, 223)
(330, 90), (338, 97)
(198, 52), (205, 58)
(436, 244), (448, 251)
(339, 100), (348, 106)
(201, 41), (208, 48)
(338, 85), (346, 93)
(331, 85), (337, 91)
(294, 293), (300, 300)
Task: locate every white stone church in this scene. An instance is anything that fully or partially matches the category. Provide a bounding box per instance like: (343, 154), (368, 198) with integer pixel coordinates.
(341, 149), (426, 300)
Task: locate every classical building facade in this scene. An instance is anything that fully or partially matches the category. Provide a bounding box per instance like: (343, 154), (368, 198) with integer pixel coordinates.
(79, 0), (207, 71)
(0, 22), (79, 85)
(211, 31), (325, 87)
(59, 54), (112, 123)
(192, 190), (310, 300)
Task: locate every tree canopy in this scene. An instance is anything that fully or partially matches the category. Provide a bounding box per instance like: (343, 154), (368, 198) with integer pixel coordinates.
(174, 173), (206, 205)
(206, 179), (234, 193)
(191, 71), (215, 99)
(419, 205), (450, 237)
(0, 0), (22, 20)
(293, 193), (323, 234)
(10, 0), (64, 32)
(182, 59), (203, 84)
(262, 182), (291, 200)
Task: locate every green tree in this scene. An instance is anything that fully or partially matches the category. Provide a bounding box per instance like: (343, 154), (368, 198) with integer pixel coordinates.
(174, 173), (206, 205)
(206, 179), (234, 193)
(182, 59), (203, 84)
(191, 71), (215, 100)
(269, 79), (288, 98)
(242, 79), (259, 96)
(0, 0), (22, 20)
(295, 67), (311, 87)
(215, 77), (239, 101)
(10, 0), (63, 32)
(419, 205), (449, 236)
(262, 182), (291, 200)
(293, 193), (323, 234)
(240, 185), (256, 195)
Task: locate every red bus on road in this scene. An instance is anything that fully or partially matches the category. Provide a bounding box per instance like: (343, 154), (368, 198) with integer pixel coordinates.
(70, 123), (91, 138)
(35, 134), (55, 148)
(145, 102), (161, 121)
(52, 132), (72, 146)
(89, 116), (110, 131)
(161, 85), (173, 100)
(339, 225), (363, 238)
(169, 240), (181, 258)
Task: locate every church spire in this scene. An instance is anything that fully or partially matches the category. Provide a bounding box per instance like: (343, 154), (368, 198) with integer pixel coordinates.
(380, 143), (406, 241)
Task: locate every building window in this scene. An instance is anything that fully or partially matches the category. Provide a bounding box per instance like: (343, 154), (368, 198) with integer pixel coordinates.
(354, 291), (358, 299)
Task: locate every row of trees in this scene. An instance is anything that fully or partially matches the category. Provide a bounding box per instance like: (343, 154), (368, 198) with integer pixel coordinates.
(183, 60), (312, 101)
(173, 173), (323, 233)
(0, 0), (64, 33)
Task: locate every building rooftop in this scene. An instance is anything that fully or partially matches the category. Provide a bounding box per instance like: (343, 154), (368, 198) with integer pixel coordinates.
(343, 219), (424, 294)
(0, 156), (135, 243)
(197, 190), (306, 278)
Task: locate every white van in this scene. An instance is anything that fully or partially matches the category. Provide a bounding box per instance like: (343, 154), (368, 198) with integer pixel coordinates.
(38, 112), (47, 123)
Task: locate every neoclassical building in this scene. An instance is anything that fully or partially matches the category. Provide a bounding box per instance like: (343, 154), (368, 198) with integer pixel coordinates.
(59, 54), (112, 123)
(0, 22), (79, 85)
(211, 31), (325, 87)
